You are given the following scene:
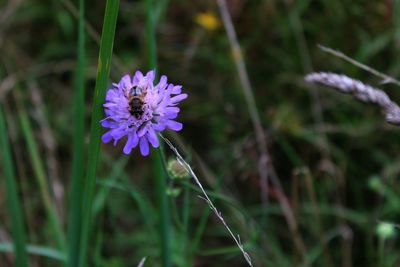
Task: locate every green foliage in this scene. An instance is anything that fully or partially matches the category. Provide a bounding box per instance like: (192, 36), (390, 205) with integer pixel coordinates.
(1, 1), (400, 266)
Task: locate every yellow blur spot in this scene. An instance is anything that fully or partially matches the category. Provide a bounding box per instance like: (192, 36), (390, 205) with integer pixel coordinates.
(195, 12), (220, 30)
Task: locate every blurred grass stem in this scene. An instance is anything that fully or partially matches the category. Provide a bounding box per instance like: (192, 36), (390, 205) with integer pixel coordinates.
(216, 0), (306, 259)
(0, 107), (29, 267)
(16, 96), (66, 253)
(215, 0), (270, 209)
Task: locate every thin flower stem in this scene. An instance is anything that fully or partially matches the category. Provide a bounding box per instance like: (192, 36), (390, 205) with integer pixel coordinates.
(159, 134), (253, 267)
(145, 0), (172, 266)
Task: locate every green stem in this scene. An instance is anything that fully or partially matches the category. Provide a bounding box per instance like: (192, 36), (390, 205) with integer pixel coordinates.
(78, 0), (119, 266)
(145, 0), (171, 266)
(67, 0), (86, 265)
(154, 148), (172, 267)
(0, 106), (30, 267)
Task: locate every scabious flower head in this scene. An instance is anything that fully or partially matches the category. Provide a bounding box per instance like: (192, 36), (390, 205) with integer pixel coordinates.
(101, 70), (187, 156)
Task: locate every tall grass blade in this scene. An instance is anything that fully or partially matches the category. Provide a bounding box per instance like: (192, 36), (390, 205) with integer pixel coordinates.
(0, 107), (30, 267)
(67, 0), (86, 265)
(78, 0), (119, 266)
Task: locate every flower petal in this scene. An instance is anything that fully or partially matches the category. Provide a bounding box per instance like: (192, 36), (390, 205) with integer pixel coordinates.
(103, 102), (116, 108)
(105, 89), (118, 101)
(139, 136), (150, 156)
(170, 93), (188, 104)
(123, 132), (139, 154)
(147, 128), (159, 148)
(101, 131), (113, 143)
(171, 85), (182, 94)
(165, 107), (180, 114)
(111, 128), (127, 140)
(165, 112), (178, 119)
(133, 71), (144, 85)
(157, 75), (168, 91)
(166, 120), (183, 131)
(146, 70), (155, 82)
(165, 84), (174, 94)
(101, 119), (117, 128)
(119, 74), (132, 90)
(137, 124), (148, 137)
(152, 123), (166, 131)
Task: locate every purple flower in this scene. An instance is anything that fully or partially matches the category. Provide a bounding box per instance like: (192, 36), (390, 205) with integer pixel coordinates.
(101, 70), (187, 156)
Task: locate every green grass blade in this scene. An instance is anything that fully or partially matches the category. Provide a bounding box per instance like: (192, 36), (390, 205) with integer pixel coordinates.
(67, 0), (86, 265)
(78, 0), (120, 266)
(145, 0), (171, 266)
(0, 242), (66, 262)
(0, 107), (30, 267)
(17, 105), (66, 252)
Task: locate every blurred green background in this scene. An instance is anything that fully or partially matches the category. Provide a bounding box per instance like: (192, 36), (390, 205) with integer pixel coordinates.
(1, 0), (400, 266)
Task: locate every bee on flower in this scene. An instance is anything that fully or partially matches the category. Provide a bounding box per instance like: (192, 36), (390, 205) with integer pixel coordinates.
(101, 70), (187, 156)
